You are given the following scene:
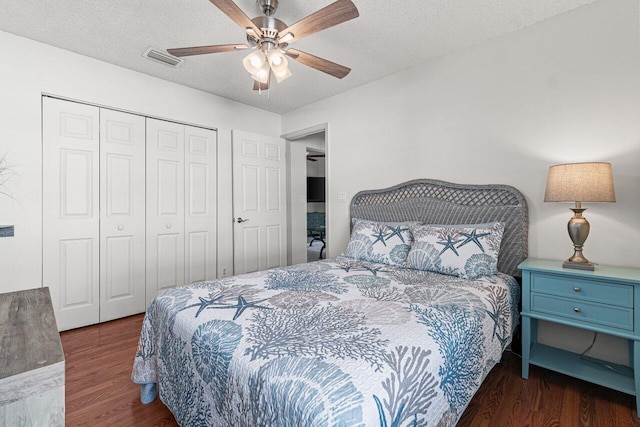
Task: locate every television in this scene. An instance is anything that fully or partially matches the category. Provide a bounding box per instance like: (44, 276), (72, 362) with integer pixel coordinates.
(307, 177), (325, 202)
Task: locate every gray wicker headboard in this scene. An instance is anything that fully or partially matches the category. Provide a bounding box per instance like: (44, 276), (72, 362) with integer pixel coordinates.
(350, 179), (529, 277)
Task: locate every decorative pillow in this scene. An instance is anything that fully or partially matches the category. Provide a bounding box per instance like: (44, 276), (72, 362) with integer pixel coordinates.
(343, 219), (414, 266)
(406, 222), (505, 279)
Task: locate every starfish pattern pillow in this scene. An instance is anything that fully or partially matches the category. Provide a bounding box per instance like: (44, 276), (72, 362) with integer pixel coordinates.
(343, 219), (413, 266)
(406, 222), (505, 279)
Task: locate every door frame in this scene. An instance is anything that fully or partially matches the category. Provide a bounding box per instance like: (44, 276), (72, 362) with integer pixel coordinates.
(282, 123), (329, 261)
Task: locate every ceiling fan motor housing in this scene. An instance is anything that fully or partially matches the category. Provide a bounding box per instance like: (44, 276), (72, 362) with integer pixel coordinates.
(250, 16), (287, 51)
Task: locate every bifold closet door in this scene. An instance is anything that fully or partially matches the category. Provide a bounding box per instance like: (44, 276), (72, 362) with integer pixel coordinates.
(43, 98), (100, 331)
(146, 119), (217, 304)
(146, 119), (186, 304)
(184, 126), (217, 285)
(44, 99), (217, 328)
(99, 109), (146, 322)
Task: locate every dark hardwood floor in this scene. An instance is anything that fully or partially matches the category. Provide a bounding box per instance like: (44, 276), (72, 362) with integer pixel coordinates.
(61, 314), (640, 426)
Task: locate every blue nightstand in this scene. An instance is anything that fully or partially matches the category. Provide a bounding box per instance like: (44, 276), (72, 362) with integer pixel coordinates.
(519, 258), (640, 417)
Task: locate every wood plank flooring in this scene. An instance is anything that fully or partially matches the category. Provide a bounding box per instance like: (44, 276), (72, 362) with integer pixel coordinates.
(61, 314), (640, 426)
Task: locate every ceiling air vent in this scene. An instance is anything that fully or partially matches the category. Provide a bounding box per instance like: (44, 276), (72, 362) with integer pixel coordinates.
(143, 47), (184, 68)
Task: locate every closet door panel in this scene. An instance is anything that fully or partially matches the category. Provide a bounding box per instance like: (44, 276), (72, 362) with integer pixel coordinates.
(146, 119), (185, 304)
(187, 231), (208, 282)
(59, 238), (95, 307)
(157, 233), (181, 289)
(43, 98), (100, 331)
(185, 127), (217, 284)
(100, 109), (146, 322)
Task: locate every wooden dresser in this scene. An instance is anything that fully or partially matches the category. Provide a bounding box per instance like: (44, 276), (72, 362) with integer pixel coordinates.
(0, 287), (65, 426)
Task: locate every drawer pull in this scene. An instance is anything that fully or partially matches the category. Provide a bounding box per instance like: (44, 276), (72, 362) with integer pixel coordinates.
(574, 307), (581, 313)
(573, 287), (581, 292)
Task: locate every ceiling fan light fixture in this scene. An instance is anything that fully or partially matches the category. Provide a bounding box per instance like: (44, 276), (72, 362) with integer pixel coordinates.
(252, 62), (271, 84)
(243, 50), (266, 74)
(269, 52), (283, 67)
(273, 66), (292, 82)
(267, 49), (287, 71)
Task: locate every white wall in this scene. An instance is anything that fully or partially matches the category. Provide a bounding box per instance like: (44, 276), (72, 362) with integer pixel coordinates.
(282, 0), (640, 363)
(0, 30), (281, 293)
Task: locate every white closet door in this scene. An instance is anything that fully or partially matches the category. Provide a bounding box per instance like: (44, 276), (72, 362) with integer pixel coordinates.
(43, 98), (100, 331)
(99, 109), (146, 322)
(185, 126), (217, 284)
(146, 118), (185, 305)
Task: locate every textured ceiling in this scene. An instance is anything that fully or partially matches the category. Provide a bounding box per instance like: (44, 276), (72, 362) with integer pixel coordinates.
(0, 0), (595, 113)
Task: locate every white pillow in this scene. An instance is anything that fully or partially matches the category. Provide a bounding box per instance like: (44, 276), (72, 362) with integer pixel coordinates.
(406, 222), (504, 279)
(343, 219), (413, 266)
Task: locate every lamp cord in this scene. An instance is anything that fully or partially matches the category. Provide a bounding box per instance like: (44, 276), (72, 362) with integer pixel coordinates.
(579, 331), (629, 375)
(579, 331), (598, 358)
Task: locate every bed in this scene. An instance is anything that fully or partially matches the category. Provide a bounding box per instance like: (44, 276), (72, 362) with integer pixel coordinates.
(132, 179), (528, 426)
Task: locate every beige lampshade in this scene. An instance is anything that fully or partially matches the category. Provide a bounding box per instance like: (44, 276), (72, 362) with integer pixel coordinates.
(544, 162), (616, 203)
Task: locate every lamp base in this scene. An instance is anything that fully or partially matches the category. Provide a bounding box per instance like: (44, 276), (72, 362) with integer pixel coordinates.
(562, 259), (595, 271)
(563, 204), (595, 271)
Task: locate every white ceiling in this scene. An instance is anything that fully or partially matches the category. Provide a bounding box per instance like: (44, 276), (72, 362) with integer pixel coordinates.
(0, 0), (595, 114)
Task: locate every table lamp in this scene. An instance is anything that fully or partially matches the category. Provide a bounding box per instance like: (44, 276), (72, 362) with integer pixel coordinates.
(544, 162), (615, 271)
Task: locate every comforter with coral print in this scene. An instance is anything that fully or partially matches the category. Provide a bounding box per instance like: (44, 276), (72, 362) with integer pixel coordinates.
(132, 256), (519, 426)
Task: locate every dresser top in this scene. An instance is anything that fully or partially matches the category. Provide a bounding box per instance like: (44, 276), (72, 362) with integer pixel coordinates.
(519, 258), (640, 283)
(0, 287), (64, 380)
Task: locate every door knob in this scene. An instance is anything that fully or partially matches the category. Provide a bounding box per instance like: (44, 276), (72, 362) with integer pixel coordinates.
(236, 217), (250, 223)
(117, 225), (124, 231)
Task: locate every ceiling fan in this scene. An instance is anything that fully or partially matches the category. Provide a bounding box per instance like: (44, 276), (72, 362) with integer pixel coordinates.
(167, 0), (359, 91)
(307, 153), (325, 162)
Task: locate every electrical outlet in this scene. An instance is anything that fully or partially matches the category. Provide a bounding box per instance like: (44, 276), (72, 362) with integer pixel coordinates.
(222, 267), (228, 277)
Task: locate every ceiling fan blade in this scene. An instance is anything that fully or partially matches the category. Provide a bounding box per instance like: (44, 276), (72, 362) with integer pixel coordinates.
(280, 0), (359, 42)
(209, 0), (262, 36)
(167, 44), (248, 57)
(285, 49), (351, 79)
(253, 79), (270, 91)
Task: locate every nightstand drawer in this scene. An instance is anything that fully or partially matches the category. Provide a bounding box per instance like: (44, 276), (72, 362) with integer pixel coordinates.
(531, 293), (634, 330)
(531, 273), (633, 308)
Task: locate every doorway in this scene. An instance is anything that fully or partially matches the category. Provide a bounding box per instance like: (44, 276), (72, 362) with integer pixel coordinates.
(283, 125), (328, 265)
(305, 147), (326, 262)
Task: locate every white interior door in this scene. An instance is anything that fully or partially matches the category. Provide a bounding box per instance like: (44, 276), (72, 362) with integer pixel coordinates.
(43, 97), (100, 331)
(232, 130), (287, 274)
(185, 126), (217, 284)
(99, 109), (146, 322)
(146, 118), (185, 305)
